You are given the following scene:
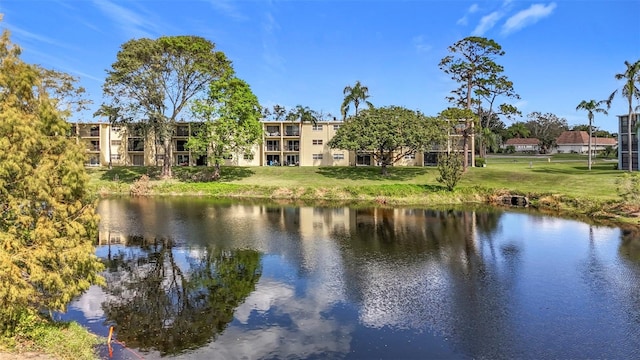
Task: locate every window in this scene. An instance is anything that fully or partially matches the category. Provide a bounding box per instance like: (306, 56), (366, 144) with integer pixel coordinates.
(312, 154), (323, 160)
(87, 154), (100, 166)
(110, 154), (121, 161)
(177, 154), (189, 165)
(90, 126), (100, 137)
(312, 139), (323, 145)
(132, 154), (144, 166)
(333, 124), (341, 131)
(266, 140), (280, 151)
(111, 140), (122, 146)
(333, 153), (345, 160)
(176, 125), (189, 136)
(89, 140), (100, 151)
(404, 153), (416, 159)
(312, 124), (323, 131)
(128, 139), (144, 151)
(243, 153), (254, 160)
(111, 126), (121, 133)
(176, 140), (188, 151)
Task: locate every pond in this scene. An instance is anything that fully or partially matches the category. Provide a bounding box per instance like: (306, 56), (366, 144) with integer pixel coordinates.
(59, 198), (640, 359)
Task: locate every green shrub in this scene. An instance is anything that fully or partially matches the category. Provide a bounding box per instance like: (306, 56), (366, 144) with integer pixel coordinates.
(475, 157), (486, 167)
(437, 153), (464, 191)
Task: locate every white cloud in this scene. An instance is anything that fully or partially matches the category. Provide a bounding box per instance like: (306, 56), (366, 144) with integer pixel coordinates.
(501, 3), (557, 35)
(472, 11), (503, 36)
(91, 0), (161, 39)
(457, 3), (480, 26)
(412, 35), (432, 53)
(262, 11), (285, 75)
(208, 0), (248, 21)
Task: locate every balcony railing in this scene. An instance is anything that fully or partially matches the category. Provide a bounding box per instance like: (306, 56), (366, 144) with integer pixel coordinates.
(265, 131), (281, 137)
(175, 127), (190, 136)
(284, 131), (300, 136)
(285, 146), (300, 151)
(266, 146), (280, 151)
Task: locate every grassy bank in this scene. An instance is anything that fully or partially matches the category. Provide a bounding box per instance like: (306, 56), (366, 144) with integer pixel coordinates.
(0, 314), (102, 360)
(86, 157), (638, 226)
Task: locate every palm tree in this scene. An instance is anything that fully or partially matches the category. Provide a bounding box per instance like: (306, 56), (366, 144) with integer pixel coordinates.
(286, 105), (318, 126)
(341, 81), (373, 119)
(576, 99), (608, 170)
(607, 60), (640, 172)
(507, 122), (530, 139)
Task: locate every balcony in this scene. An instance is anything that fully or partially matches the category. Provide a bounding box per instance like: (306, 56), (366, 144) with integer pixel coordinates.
(175, 126), (189, 137)
(79, 126), (100, 137)
(266, 145), (280, 151)
(127, 139), (145, 152)
(86, 141), (100, 152)
(284, 146), (300, 151)
(284, 131), (300, 137)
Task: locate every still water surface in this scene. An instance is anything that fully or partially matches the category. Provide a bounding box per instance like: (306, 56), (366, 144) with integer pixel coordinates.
(61, 198), (640, 359)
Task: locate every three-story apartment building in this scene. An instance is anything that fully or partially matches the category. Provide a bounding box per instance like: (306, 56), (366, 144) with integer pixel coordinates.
(72, 119), (472, 168)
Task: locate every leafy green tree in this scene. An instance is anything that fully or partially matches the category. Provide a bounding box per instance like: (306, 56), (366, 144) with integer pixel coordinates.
(440, 107), (477, 172)
(576, 99), (608, 170)
(187, 76), (263, 179)
(328, 106), (446, 175)
(523, 112), (568, 153)
(0, 28), (103, 333)
(341, 81), (373, 119)
(506, 121), (531, 139)
(101, 36), (233, 178)
(607, 60), (640, 172)
(437, 152), (464, 191)
(439, 37), (520, 159)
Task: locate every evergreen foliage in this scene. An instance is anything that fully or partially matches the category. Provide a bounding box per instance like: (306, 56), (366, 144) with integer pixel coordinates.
(437, 152), (464, 191)
(328, 106), (446, 175)
(0, 27), (103, 333)
(187, 76), (263, 179)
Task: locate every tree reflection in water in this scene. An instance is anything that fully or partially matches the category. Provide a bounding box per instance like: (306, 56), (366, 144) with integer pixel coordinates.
(101, 236), (262, 356)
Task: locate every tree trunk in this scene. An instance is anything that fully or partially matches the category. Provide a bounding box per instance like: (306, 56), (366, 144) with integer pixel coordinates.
(462, 131), (469, 172)
(162, 138), (172, 178)
(628, 102), (633, 172)
(213, 161), (221, 180)
(588, 119), (592, 171)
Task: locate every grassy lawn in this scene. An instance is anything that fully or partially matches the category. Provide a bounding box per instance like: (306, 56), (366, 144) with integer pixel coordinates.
(87, 158), (624, 202)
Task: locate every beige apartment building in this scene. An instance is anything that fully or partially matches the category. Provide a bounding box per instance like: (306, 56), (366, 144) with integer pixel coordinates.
(72, 119), (471, 168)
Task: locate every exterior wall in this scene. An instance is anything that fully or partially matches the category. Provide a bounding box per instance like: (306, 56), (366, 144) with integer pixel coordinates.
(556, 145), (586, 154)
(299, 122), (349, 166)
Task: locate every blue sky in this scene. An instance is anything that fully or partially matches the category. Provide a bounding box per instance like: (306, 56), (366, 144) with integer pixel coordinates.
(0, 0), (638, 133)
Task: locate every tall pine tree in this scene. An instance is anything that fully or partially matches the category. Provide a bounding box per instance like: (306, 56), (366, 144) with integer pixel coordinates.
(0, 26), (103, 332)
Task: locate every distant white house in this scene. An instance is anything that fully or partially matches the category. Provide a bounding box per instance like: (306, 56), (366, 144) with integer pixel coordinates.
(555, 131), (617, 154)
(503, 138), (541, 152)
